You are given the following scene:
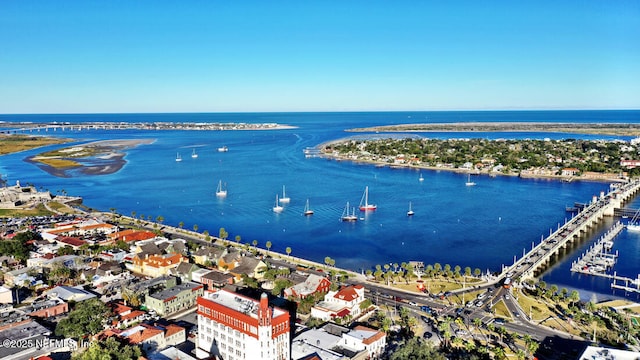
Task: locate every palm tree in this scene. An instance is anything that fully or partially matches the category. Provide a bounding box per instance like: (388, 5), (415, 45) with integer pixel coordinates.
(219, 227), (228, 240)
(265, 241), (272, 255)
(178, 221), (184, 229)
(156, 215), (164, 225)
(193, 224), (198, 232)
(252, 239), (258, 252)
(235, 235), (241, 244)
(131, 211), (136, 219)
(474, 268), (482, 277)
(286, 246), (292, 259)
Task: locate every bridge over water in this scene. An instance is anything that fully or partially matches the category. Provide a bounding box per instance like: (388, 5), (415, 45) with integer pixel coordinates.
(501, 179), (640, 282)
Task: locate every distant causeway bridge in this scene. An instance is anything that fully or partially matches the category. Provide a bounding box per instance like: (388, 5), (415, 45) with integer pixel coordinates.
(501, 179), (640, 282)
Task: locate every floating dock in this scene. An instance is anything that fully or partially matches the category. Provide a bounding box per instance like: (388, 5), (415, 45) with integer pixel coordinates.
(570, 221), (623, 276)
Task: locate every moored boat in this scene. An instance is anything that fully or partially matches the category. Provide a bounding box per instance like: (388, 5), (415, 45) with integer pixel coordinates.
(279, 185), (290, 203)
(407, 202), (414, 216)
(175, 152), (182, 162)
(216, 180), (227, 197)
(273, 194), (283, 213)
(303, 199), (314, 216)
(359, 186), (377, 211)
(341, 202), (358, 221)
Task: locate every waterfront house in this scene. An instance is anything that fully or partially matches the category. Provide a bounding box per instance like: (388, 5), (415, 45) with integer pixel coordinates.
(311, 285), (366, 323)
(561, 167), (579, 176)
(144, 281), (204, 316)
(229, 256), (267, 281)
(192, 246), (226, 267)
(283, 273), (331, 300)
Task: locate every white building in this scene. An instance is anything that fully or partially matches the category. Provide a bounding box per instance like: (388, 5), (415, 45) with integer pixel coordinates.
(196, 290), (290, 360)
(311, 285), (366, 322)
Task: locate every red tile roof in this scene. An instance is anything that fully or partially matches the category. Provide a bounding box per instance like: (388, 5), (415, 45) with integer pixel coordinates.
(334, 285), (362, 301)
(57, 236), (87, 247)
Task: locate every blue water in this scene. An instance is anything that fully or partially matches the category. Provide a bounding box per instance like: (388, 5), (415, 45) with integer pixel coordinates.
(1, 110), (639, 300)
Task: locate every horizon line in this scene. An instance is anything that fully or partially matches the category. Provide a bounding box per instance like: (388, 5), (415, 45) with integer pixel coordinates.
(1, 108), (639, 116)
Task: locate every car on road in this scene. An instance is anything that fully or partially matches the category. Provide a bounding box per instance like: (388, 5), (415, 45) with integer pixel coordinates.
(408, 301), (417, 306)
(504, 294), (510, 300)
(423, 331), (433, 339)
(420, 316), (430, 323)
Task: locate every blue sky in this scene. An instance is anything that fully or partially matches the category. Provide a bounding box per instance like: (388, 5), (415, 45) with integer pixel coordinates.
(1, 1), (639, 113)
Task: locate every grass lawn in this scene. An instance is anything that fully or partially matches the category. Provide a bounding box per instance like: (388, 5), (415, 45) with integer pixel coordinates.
(492, 300), (511, 318)
(0, 204), (56, 217)
(516, 291), (555, 321)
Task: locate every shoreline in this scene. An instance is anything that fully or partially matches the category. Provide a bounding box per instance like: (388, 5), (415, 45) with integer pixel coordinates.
(316, 142), (626, 184)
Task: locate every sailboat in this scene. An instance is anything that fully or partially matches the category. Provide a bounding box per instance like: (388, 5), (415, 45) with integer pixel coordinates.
(627, 208), (640, 231)
(465, 173), (476, 186)
(359, 186), (377, 211)
(419, 173), (424, 182)
(215, 180), (227, 197)
(341, 202), (358, 221)
(303, 199), (314, 216)
(407, 202), (414, 216)
(191, 149), (198, 158)
(175, 153), (182, 162)
(217, 145), (229, 152)
(279, 185), (290, 203)
(273, 194), (284, 213)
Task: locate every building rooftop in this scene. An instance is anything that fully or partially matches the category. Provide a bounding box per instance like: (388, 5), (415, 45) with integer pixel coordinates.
(148, 282), (202, 301)
(200, 289), (287, 319)
(578, 346), (640, 360)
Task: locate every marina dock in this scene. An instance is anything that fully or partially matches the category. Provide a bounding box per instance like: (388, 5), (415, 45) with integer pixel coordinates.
(570, 221), (623, 276)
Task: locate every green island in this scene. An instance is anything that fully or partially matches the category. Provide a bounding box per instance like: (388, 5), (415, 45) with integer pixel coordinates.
(322, 136), (640, 180)
(0, 134), (72, 155)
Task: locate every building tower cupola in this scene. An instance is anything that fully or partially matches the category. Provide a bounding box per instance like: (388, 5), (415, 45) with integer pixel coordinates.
(258, 292), (271, 327)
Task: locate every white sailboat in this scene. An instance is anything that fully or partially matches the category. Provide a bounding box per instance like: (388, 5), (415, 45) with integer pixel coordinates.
(218, 146), (228, 152)
(191, 148), (198, 158)
(419, 173), (424, 182)
(175, 152), (182, 162)
(303, 199), (314, 216)
(407, 202), (414, 216)
(273, 194), (284, 213)
(465, 173), (476, 186)
(627, 208), (640, 231)
(215, 180), (227, 197)
(341, 201), (358, 221)
(279, 185), (290, 203)
(359, 186), (377, 211)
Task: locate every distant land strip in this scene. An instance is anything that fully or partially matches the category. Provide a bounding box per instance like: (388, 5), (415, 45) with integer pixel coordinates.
(347, 122), (640, 136)
(0, 121), (297, 131)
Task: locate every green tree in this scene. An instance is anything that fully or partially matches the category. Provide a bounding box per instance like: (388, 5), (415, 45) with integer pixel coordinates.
(55, 299), (110, 338)
(252, 239), (258, 252)
(219, 227), (228, 240)
(193, 224), (199, 232)
(266, 241), (272, 255)
(389, 338), (446, 360)
(72, 337), (142, 360)
(235, 235), (241, 244)
(178, 221), (184, 229)
(286, 246), (292, 259)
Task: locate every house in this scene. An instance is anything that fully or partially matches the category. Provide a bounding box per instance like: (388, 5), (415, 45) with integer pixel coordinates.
(145, 281), (204, 316)
(107, 229), (157, 244)
(342, 325), (386, 359)
(119, 323), (186, 353)
(216, 249), (241, 270)
(229, 256), (268, 280)
(311, 285), (366, 323)
(561, 167), (579, 176)
(192, 246), (226, 267)
(129, 253), (186, 277)
(199, 269), (235, 290)
(620, 159), (640, 169)
(171, 262), (202, 283)
(283, 273), (331, 299)
(108, 302), (146, 328)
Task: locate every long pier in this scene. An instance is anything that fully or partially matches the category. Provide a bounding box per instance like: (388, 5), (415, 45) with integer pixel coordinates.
(500, 179), (640, 282)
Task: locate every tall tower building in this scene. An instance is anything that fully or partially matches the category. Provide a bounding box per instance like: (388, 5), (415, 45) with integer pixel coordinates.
(196, 290), (290, 360)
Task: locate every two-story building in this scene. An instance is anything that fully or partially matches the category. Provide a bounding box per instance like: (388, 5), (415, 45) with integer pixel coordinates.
(311, 285), (366, 322)
(145, 281), (204, 316)
(129, 253), (186, 278)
